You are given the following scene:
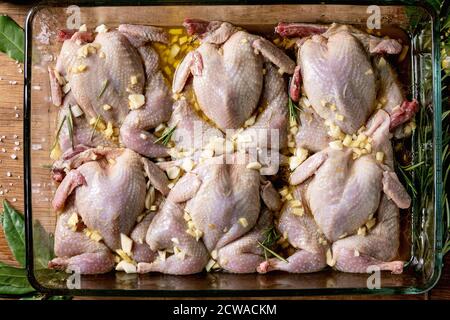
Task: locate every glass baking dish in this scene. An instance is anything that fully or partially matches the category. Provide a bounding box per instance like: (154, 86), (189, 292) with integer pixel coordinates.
(23, 0), (443, 296)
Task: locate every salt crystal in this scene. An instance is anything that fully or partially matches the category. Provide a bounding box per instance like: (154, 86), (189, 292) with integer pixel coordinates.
(6, 172), (12, 177)
(11, 154), (17, 160)
(18, 69), (23, 74)
(15, 113), (19, 118)
(32, 85), (41, 91)
(9, 81), (17, 85)
(14, 106), (18, 110)
(0, 191), (3, 195)
(13, 135), (18, 139)
(32, 144), (42, 150)
(13, 147), (20, 151)
(9, 183), (13, 186)
(1, 148), (5, 152)
(12, 198), (17, 202)
(14, 141), (19, 146)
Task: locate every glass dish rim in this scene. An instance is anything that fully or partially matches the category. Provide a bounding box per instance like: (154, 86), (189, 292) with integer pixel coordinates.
(23, 0), (443, 297)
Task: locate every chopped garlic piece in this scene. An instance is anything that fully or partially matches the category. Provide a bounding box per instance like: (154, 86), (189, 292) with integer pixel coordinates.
(342, 135), (352, 147)
(289, 199), (302, 208)
(128, 94), (145, 110)
(238, 217), (249, 228)
(77, 64), (87, 72)
(95, 24), (108, 33)
(79, 24), (87, 32)
(103, 121), (114, 138)
(194, 229), (203, 241)
(70, 104), (83, 117)
(211, 250), (218, 260)
(120, 233), (133, 256)
(357, 226), (367, 236)
(365, 69), (373, 75)
(102, 104), (112, 111)
(376, 151), (384, 162)
(335, 114), (344, 121)
(130, 75), (138, 85)
(166, 166), (181, 180)
(291, 207), (304, 216)
(88, 230), (103, 242)
(244, 115), (256, 127)
(326, 249), (336, 267)
(116, 261), (137, 273)
(205, 259), (216, 272)
(181, 158), (195, 172)
(62, 83), (71, 94)
(289, 156), (304, 171)
(171, 237), (180, 245)
(183, 211), (192, 221)
(201, 149), (214, 159)
(279, 188), (289, 197)
(354, 250), (360, 257)
(154, 123), (167, 134)
(169, 28), (183, 35)
(289, 126), (299, 135)
(366, 218), (376, 230)
(116, 249), (133, 263)
(246, 162), (262, 170)
(67, 212), (79, 231)
(329, 140), (343, 150)
(356, 133), (367, 143)
(158, 250), (166, 261)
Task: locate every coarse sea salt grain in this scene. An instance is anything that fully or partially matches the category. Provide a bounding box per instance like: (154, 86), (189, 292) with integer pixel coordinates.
(32, 144), (43, 150)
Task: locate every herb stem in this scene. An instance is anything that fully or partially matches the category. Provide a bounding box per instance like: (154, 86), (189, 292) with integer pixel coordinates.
(257, 241), (287, 263)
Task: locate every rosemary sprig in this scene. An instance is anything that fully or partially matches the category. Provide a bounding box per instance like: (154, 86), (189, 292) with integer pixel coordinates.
(154, 126), (176, 146)
(51, 115), (66, 151)
(97, 79), (109, 99)
(258, 226), (284, 262)
(257, 241), (287, 263)
(89, 115), (101, 142)
(288, 97), (300, 122)
(67, 107), (74, 149)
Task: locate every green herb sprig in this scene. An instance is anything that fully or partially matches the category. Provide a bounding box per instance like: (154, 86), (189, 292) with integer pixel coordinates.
(97, 79), (109, 99)
(51, 115), (67, 151)
(155, 125), (176, 146)
(257, 226), (287, 262)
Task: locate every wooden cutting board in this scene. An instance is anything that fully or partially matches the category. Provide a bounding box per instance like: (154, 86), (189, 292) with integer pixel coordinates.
(0, 2), (448, 300)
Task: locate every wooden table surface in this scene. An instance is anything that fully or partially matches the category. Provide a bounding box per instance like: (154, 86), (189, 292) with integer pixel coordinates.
(0, 2), (448, 300)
